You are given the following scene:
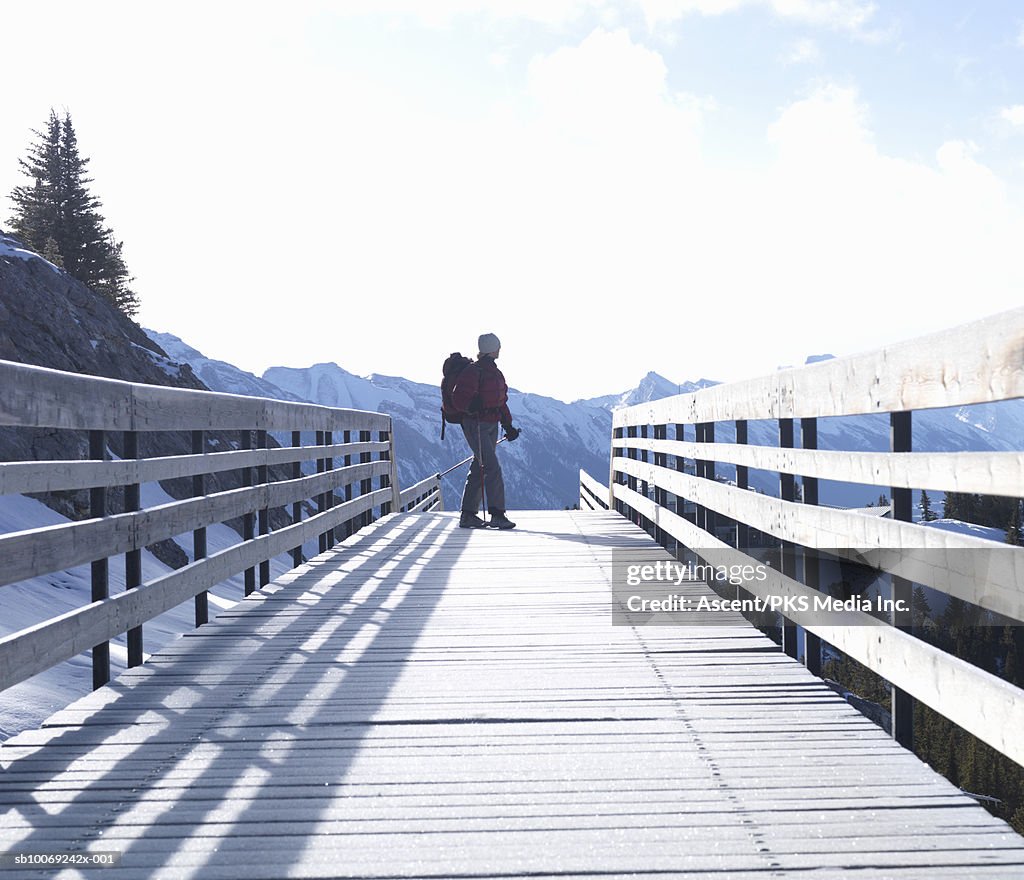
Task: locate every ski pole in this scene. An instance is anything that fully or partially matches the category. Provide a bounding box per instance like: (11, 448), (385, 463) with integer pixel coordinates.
(477, 419), (487, 525)
(438, 437), (507, 478)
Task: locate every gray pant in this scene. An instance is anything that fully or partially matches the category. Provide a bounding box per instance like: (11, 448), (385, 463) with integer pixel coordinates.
(460, 418), (505, 514)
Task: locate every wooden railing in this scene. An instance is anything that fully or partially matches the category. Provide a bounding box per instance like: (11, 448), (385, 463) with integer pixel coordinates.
(579, 468), (609, 511)
(398, 474), (443, 513)
(0, 359), (403, 694)
(588, 307), (1024, 766)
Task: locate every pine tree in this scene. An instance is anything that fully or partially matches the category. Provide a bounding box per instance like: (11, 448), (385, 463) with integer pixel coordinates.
(10, 111), (62, 251)
(911, 585), (932, 633)
(8, 110), (139, 316)
(944, 491), (969, 521)
(56, 115), (104, 283)
(1006, 500), (1023, 546)
(1001, 626), (1018, 685)
(919, 489), (936, 522)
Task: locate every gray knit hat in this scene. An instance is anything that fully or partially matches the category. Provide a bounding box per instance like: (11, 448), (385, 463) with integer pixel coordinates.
(478, 333), (501, 356)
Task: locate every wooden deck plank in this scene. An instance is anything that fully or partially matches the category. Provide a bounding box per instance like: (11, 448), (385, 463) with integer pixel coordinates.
(1, 510), (1021, 879)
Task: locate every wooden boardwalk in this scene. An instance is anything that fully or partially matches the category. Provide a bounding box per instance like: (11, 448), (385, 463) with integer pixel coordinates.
(1, 510), (1022, 878)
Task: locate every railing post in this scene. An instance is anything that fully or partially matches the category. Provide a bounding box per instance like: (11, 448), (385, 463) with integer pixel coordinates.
(695, 422), (716, 535)
(89, 430), (110, 689)
(693, 421), (716, 539)
(652, 424), (668, 548)
(385, 425), (402, 514)
(778, 417), (798, 660)
(343, 429), (354, 539)
(623, 426), (634, 522)
(192, 430), (209, 627)
(735, 420), (749, 550)
(639, 424), (651, 535)
(609, 426), (621, 511)
(672, 423), (687, 557)
(360, 430), (373, 529)
(242, 430), (256, 595)
(290, 430), (303, 567)
(124, 430), (143, 667)
(703, 422), (716, 537)
(257, 429), (270, 587)
(801, 417), (821, 675)
(694, 422), (705, 532)
(316, 430), (327, 554)
(891, 410), (915, 749)
(325, 430), (336, 550)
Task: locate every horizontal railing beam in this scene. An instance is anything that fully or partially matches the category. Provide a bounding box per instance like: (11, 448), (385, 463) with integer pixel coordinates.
(614, 306), (1024, 426)
(0, 359), (389, 433)
(613, 437), (1024, 499)
(0, 491), (392, 692)
(613, 480), (1024, 766)
(399, 475), (441, 509)
(613, 455), (1024, 622)
(0, 441), (391, 496)
(579, 468), (610, 510)
(405, 492), (441, 513)
(0, 460), (391, 588)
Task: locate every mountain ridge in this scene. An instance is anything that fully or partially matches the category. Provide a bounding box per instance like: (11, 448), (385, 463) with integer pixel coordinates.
(148, 328), (1024, 513)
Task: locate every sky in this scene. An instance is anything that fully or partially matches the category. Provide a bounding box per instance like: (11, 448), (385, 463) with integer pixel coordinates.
(2, 0), (1023, 403)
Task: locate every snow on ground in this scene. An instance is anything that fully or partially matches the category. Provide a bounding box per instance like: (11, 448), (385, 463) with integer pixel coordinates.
(265, 363), (408, 413)
(0, 487), (298, 741)
(920, 518), (1008, 543)
(0, 233), (61, 273)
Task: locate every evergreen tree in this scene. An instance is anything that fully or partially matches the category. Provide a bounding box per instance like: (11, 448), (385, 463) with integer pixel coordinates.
(56, 115), (103, 283)
(1001, 626), (1018, 685)
(944, 491), (969, 521)
(911, 585), (932, 633)
(919, 489), (936, 522)
(8, 109), (139, 316)
(1006, 500), (1023, 546)
(10, 111), (62, 251)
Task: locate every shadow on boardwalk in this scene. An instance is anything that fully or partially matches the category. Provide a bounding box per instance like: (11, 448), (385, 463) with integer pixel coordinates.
(0, 512), (460, 876)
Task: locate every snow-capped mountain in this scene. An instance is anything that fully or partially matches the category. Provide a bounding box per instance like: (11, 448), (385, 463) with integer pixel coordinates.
(577, 371), (718, 411)
(151, 333), (615, 510)
(145, 331), (306, 402)
(149, 333), (1024, 514)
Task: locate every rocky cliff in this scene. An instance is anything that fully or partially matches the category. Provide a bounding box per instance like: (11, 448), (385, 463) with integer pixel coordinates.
(0, 232), (265, 565)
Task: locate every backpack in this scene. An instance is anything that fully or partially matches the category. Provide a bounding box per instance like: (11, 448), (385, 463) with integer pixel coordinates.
(440, 352), (473, 439)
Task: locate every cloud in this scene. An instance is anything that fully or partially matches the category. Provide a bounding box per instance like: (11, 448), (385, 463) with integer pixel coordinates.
(142, 31), (1022, 398)
(635, 0), (878, 32)
(1000, 105), (1024, 127)
(311, 0), (607, 27)
(302, 0), (883, 35)
(8, 6), (1015, 400)
(784, 38), (822, 64)
(419, 70), (1023, 395)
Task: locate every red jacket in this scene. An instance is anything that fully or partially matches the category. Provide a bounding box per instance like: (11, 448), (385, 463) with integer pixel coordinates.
(452, 356), (512, 425)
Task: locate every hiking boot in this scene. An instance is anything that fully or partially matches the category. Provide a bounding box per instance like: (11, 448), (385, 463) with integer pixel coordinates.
(488, 512), (516, 530)
(459, 512), (486, 529)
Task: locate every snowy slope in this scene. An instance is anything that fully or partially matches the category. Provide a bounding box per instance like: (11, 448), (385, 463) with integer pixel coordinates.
(148, 331), (306, 401)
(145, 330), (1024, 514)
(0, 485), (294, 740)
(265, 362), (614, 510)
(920, 518), (1008, 542)
(0, 232), (61, 273)
(148, 334), (615, 510)
(577, 372), (717, 411)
